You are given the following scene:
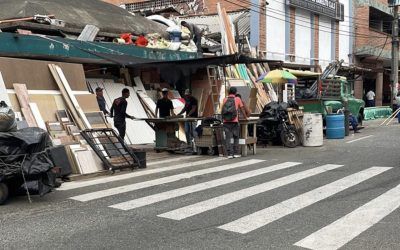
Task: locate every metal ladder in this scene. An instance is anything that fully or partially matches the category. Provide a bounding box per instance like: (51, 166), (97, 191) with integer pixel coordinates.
(310, 59), (344, 94)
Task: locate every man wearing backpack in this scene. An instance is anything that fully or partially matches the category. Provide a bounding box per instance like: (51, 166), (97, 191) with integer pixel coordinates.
(221, 87), (248, 159)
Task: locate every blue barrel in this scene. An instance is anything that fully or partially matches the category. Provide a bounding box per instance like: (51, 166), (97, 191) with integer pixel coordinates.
(326, 114), (345, 139)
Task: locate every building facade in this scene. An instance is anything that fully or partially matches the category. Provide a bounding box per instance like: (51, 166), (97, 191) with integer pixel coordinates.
(352, 0), (393, 106)
(103, 0), (395, 105)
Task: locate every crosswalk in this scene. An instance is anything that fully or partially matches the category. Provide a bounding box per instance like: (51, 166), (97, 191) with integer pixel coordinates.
(61, 157), (400, 249)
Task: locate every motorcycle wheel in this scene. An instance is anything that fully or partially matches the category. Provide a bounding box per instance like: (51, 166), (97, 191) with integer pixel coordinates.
(280, 129), (298, 148)
(0, 182), (9, 205)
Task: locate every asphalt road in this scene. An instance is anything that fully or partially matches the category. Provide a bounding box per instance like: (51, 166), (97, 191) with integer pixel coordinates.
(1, 120), (400, 250)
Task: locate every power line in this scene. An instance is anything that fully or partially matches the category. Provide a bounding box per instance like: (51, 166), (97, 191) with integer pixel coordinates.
(265, 0), (393, 23)
(238, 0), (388, 30)
(222, 0), (388, 39)
(230, 0), (381, 37)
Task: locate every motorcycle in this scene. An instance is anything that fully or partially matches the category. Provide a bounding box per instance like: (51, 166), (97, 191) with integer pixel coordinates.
(257, 101), (299, 148)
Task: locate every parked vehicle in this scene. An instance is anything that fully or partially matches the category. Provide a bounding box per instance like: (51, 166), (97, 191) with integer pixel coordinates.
(295, 74), (365, 124)
(257, 102), (299, 148)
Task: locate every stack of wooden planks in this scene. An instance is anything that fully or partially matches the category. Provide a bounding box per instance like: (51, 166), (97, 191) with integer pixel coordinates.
(216, 3), (277, 113)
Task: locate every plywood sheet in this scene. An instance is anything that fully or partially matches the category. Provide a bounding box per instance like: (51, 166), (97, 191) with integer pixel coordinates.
(87, 78), (155, 145)
(75, 94), (100, 113)
(0, 72), (11, 106)
(29, 95), (59, 122)
(53, 95), (66, 110)
(74, 150), (103, 174)
(0, 57), (87, 91)
(29, 103), (47, 130)
(7, 94), (20, 112)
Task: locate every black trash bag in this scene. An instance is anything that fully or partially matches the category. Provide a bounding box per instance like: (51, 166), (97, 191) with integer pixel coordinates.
(0, 127), (56, 196)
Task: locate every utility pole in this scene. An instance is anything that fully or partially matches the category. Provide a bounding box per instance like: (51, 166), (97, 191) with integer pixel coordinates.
(391, 3), (399, 107)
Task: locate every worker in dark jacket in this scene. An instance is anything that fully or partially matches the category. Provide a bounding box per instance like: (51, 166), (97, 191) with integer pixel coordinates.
(110, 88), (135, 140)
(95, 87), (109, 115)
(181, 21), (202, 52)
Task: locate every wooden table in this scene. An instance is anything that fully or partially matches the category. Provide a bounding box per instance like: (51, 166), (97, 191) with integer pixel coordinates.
(239, 117), (259, 156)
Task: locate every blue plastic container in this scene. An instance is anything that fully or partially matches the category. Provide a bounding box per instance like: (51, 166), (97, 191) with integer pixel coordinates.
(170, 31), (182, 42)
(326, 114), (345, 139)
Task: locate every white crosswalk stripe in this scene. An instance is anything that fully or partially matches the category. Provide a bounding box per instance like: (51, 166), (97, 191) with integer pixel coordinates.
(70, 159), (267, 202)
(218, 167), (392, 234)
(158, 164), (344, 220)
(109, 161), (301, 210)
(294, 183), (400, 250)
(66, 159), (399, 247)
(147, 156), (201, 167)
(60, 157), (223, 191)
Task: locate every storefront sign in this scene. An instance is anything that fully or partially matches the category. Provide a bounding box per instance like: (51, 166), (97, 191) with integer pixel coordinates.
(287, 0), (337, 19)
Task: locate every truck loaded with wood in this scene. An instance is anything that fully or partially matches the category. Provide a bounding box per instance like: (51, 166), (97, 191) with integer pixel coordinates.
(292, 60), (365, 125)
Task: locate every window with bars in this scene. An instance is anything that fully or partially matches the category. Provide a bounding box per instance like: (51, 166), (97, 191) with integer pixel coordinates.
(125, 0), (191, 12)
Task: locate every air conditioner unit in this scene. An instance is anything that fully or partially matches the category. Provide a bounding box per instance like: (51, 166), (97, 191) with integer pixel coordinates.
(336, 3), (344, 21)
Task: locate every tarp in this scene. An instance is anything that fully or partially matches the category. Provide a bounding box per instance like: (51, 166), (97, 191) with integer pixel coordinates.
(283, 68), (321, 77)
(364, 106), (392, 120)
(0, 0), (167, 35)
(0, 127), (56, 196)
(90, 52), (282, 69)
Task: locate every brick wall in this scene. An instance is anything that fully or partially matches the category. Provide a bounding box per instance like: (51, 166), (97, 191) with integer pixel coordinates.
(335, 21), (339, 60)
(205, 0), (249, 14)
(289, 7), (296, 61)
(314, 14), (319, 66)
(259, 1), (267, 52)
(355, 6), (392, 53)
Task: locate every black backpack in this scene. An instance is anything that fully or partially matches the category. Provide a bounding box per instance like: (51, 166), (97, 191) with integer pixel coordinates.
(222, 97), (237, 121)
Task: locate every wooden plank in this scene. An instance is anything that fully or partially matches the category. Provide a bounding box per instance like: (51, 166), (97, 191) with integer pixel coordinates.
(13, 83), (37, 127)
(13, 83), (30, 108)
(49, 64), (87, 129)
(29, 102), (47, 130)
(20, 107), (37, 127)
(54, 65), (91, 128)
(77, 25), (100, 42)
(0, 71), (11, 106)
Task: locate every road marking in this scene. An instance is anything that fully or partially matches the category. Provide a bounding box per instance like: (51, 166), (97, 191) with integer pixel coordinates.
(345, 135), (373, 144)
(70, 159), (266, 202)
(59, 157), (222, 191)
(158, 164), (343, 221)
(147, 156), (200, 167)
(110, 162), (301, 210)
(295, 183), (400, 250)
(218, 167), (391, 234)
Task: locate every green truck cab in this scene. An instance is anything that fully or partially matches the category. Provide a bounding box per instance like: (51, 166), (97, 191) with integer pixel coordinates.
(296, 76), (365, 123)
